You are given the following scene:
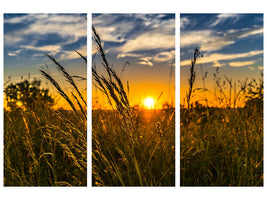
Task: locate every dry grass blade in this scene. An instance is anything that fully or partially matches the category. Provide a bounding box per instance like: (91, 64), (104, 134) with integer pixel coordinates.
(74, 50), (87, 64)
(39, 69), (79, 117)
(46, 54), (87, 107)
(71, 92), (87, 120)
(92, 25), (134, 140)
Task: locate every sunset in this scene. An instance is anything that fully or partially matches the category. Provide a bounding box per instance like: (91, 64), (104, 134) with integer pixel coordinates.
(180, 14), (263, 107)
(4, 14), (87, 110)
(92, 14), (175, 110)
(144, 97), (155, 109)
(180, 14), (263, 186)
(4, 14), (87, 186)
(92, 13), (175, 186)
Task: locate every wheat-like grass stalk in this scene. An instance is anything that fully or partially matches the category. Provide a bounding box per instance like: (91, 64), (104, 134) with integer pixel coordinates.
(39, 69), (79, 117)
(187, 47), (200, 110)
(46, 54), (87, 107)
(92, 25), (135, 140)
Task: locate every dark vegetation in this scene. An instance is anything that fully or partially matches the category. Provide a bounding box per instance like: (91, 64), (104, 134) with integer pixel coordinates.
(4, 53), (87, 186)
(92, 25), (175, 186)
(180, 48), (263, 186)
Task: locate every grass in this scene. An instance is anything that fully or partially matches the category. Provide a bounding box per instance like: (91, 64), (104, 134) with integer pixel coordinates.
(4, 52), (87, 186)
(92, 25), (175, 186)
(180, 49), (263, 186)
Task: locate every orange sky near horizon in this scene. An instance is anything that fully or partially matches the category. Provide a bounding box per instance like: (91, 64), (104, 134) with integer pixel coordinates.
(92, 14), (175, 110)
(180, 14), (263, 108)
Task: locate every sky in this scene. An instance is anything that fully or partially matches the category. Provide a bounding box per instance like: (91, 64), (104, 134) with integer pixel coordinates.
(180, 14), (263, 107)
(92, 14), (175, 109)
(4, 13), (87, 109)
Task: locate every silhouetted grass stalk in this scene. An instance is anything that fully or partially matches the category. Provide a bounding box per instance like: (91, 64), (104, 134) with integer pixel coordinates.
(92, 25), (135, 142)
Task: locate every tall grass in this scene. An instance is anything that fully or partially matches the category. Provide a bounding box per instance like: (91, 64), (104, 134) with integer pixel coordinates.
(92, 25), (175, 186)
(4, 51), (87, 186)
(180, 49), (263, 186)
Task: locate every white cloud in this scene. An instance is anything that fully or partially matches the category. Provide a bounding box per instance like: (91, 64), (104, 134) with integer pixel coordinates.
(213, 60), (225, 68)
(137, 57), (153, 66)
(4, 35), (23, 46)
(93, 14), (136, 43)
(7, 49), (22, 57)
(5, 14), (86, 62)
(180, 50), (263, 67)
(228, 60), (256, 67)
(210, 14), (239, 27)
(116, 32), (174, 53)
(153, 50), (175, 62)
(21, 45), (62, 55)
(5, 14), (86, 47)
(181, 30), (234, 51)
(180, 17), (190, 29)
(93, 14), (175, 54)
(58, 45), (87, 60)
(8, 52), (17, 56)
(239, 28), (263, 38)
(181, 26), (263, 52)
(117, 52), (141, 59)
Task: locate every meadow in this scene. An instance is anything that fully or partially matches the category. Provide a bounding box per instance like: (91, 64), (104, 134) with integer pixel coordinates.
(92, 26), (175, 186)
(4, 53), (87, 186)
(180, 48), (263, 186)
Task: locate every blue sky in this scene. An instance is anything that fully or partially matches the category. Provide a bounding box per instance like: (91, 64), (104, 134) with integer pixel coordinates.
(92, 14), (175, 108)
(92, 14), (175, 67)
(180, 14), (263, 106)
(4, 14), (87, 85)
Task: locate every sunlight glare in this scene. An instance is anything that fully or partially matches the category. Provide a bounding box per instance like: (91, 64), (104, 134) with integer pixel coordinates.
(144, 97), (155, 109)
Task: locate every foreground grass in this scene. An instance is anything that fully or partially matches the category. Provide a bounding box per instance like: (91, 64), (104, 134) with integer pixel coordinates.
(4, 107), (87, 186)
(180, 105), (263, 186)
(180, 48), (263, 186)
(92, 25), (175, 186)
(4, 52), (87, 186)
(92, 108), (175, 186)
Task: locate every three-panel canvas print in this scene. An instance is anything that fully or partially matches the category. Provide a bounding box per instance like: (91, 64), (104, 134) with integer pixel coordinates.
(3, 13), (263, 187)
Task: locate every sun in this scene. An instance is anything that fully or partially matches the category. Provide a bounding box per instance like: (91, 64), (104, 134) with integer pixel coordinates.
(144, 97), (155, 109)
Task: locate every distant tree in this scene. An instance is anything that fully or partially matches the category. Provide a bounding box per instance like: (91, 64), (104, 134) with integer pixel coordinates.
(4, 79), (54, 111)
(245, 73), (263, 111)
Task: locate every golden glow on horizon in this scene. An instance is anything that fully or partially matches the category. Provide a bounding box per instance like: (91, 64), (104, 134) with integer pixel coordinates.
(144, 97), (155, 109)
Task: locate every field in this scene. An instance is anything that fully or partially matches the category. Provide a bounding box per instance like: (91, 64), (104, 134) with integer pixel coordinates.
(91, 25), (175, 186)
(4, 54), (87, 186)
(180, 48), (263, 186)
(92, 108), (175, 186)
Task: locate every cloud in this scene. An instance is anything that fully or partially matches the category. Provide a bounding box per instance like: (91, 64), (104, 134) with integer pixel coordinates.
(239, 28), (263, 38)
(7, 49), (22, 57)
(4, 35), (24, 46)
(181, 26), (263, 52)
(58, 45), (87, 60)
(93, 14), (175, 54)
(117, 52), (141, 59)
(8, 53), (17, 56)
(212, 60), (225, 68)
(138, 57), (153, 66)
(153, 50), (175, 62)
(180, 30), (234, 51)
(180, 17), (190, 29)
(180, 50), (263, 67)
(5, 14), (86, 62)
(210, 14), (239, 27)
(21, 45), (62, 55)
(116, 32), (174, 53)
(228, 60), (256, 67)
(5, 14), (86, 46)
(93, 14), (138, 43)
